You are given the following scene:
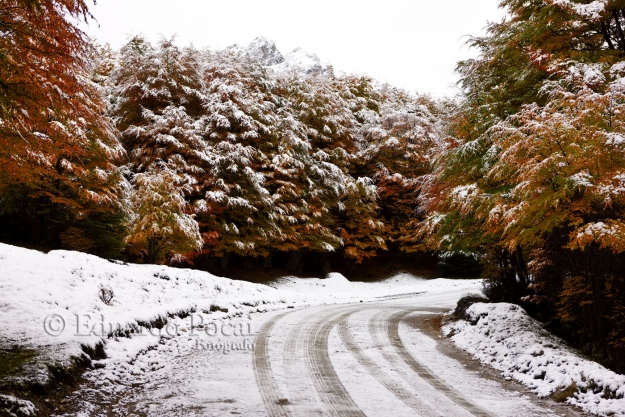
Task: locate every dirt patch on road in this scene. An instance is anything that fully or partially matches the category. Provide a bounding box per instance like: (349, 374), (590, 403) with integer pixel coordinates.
(403, 313), (590, 417)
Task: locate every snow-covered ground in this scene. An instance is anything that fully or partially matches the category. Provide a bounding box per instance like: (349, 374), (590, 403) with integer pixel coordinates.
(0, 243), (478, 389)
(4, 242), (615, 416)
(67, 288), (579, 417)
(445, 302), (625, 417)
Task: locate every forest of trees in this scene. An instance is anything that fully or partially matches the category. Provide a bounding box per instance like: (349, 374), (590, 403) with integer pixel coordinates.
(0, 0), (442, 270)
(2, 0), (625, 371)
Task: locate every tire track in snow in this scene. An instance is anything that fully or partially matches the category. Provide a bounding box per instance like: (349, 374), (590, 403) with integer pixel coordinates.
(385, 309), (495, 417)
(258, 306), (364, 417)
(254, 311), (294, 417)
(305, 308), (367, 417)
(282, 308), (334, 416)
(256, 303), (493, 417)
(337, 310), (441, 417)
(369, 308), (465, 416)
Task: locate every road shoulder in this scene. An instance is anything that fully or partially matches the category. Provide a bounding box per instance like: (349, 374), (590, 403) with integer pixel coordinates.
(403, 313), (589, 417)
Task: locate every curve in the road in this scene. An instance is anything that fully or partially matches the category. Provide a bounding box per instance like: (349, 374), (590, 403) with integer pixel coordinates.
(385, 309), (495, 417)
(255, 304), (496, 417)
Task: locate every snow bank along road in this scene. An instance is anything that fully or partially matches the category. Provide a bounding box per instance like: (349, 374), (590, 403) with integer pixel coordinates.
(72, 288), (581, 416)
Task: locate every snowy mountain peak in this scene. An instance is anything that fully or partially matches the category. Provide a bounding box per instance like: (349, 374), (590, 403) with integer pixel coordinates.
(226, 37), (329, 75)
(228, 36), (285, 66)
(282, 47), (326, 75)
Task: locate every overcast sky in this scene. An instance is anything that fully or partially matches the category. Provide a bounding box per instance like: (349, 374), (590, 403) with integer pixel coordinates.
(81, 1), (506, 97)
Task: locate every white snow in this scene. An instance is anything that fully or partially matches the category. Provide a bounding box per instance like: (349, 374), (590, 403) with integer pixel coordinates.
(445, 302), (625, 417)
(276, 47), (328, 74)
(0, 243), (303, 386)
(71, 288), (491, 417)
(569, 171), (594, 188)
(552, 0), (608, 20)
(226, 36), (285, 66)
(0, 242), (478, 388)
(226, 36), (329, 75)
(451, 183), (478, 200)
(0, 394), (38, 417)
(7, 240), (609, 415)
(396, 314), (555, 417)
(606, 132), (625, 146)
(271, 271), (480, 302)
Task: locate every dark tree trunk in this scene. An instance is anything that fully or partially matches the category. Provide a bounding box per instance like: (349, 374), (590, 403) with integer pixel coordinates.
(263, 249), (273, 268)
(514, 245), (530, 287)
(601, 21), (616, 50)
(287, 249), (304, 273)
(146, 238), (161, 264)
(611, 11), (625, 51)
(220, 252), (230, 269)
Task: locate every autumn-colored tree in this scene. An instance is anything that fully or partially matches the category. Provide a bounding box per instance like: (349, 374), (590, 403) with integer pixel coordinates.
(261, 97), (345, 259)
(107, 37), (442, 271)
(357, 86), (442, 252)
(268, 72), (360, 266)
(419, 0), (625, 371)
(281, 71), (358, 155)
(109, 37), (217, 261)
(0, 0), (126, 252)
(419, 0), (625, 280)
(278, 73), (389, 262)
(111, 36), (207, 176)
(482, 61), (625, 369)
(125, 168), (202, 264)
(456, 0), (625, 136)
(90, 41), (119, 86)
(195, 52), (282, 261)
(337, 178), (386, 263)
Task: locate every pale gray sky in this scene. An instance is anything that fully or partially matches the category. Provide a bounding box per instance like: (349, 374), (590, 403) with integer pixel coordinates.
(81, 1), (505, 97)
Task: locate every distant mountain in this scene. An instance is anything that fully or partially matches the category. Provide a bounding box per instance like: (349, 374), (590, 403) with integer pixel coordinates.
(227, 37), (329, 75)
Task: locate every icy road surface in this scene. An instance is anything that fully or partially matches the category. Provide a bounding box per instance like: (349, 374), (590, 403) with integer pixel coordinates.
(69, 287), (583, 417)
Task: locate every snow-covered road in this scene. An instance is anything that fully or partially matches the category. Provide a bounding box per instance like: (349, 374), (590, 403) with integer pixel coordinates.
(69, 288), (582, 416)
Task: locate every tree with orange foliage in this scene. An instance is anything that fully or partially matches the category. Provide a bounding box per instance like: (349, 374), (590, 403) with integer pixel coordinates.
(0, 0), (126, 252)
(357, 86), (442, 253)
(125, 168), (203, 264)
(419, 0), (625, 371)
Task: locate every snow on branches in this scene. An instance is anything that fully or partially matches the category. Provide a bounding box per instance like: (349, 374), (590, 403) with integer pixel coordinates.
(101, 38), (441, 263)
(125, 168), (203, 264)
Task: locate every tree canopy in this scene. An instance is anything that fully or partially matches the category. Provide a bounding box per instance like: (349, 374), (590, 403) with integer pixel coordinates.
(417, 0), (625, 371)
(0, 0), (126, 253)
